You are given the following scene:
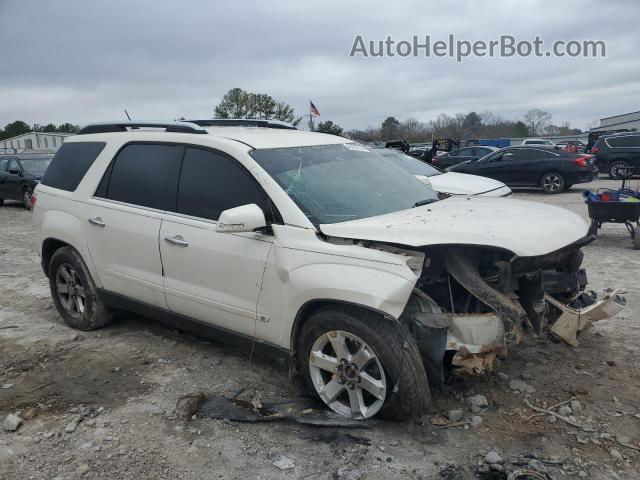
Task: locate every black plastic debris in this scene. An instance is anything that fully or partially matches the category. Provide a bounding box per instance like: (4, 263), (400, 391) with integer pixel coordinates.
(177, 393), (367, 428)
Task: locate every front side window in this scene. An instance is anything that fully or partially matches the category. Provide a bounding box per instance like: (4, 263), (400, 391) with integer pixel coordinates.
(176, 147), (269, 221)
(101, 143), (183, 210)
(0, 158), (8, 171)
(251, 143), (438, 225)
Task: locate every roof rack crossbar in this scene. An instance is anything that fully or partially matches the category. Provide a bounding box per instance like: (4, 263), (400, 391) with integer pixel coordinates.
(187, 119), (297, 130)
(77, 121), (208, 135)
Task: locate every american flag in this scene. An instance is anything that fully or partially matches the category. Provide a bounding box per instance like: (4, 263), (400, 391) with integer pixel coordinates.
(310, 101), (320, 116)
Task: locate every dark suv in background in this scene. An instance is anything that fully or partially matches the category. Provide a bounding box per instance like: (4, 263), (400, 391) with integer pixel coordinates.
(0, 154), (53, 208)
(592, 132), (640, 178)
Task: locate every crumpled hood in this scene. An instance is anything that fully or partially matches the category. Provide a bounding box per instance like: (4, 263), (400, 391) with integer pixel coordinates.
(430, 172), (508, 195)
(320, 196), (589, 257)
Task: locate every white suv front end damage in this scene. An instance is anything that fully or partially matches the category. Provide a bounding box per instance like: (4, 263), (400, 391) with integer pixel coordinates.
(320, 197), (626, 384)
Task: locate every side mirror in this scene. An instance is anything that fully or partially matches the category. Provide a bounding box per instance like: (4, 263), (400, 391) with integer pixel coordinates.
(8, 168), (21, 175)
(216, 204), (267, 233)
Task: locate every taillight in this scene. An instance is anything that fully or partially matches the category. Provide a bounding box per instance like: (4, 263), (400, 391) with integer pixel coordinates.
(591, 146), (599, 154)
(574, 157), (589, 168)
(29, 193), (37, 210)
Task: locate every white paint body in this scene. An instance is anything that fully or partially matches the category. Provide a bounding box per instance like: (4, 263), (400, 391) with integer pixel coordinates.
(33, 127), (587, 354)
(426, 172), (511, 197)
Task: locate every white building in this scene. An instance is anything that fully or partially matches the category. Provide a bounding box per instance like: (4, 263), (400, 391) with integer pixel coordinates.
(592, 110), (640, 132)
(0, 132), (72, 154)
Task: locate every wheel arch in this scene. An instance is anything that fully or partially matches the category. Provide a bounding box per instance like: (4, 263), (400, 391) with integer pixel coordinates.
(289, 299), (397, 353)
(39, 210), (101, 286)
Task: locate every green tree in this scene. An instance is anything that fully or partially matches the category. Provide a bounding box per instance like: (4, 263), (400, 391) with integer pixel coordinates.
(214, 88), (302, 127)
(380, 116), (400, 140)
(512, 121), (529, 137)
(0, 120), (31, 140)
(462, 111), (482, 136)
(316, 120), (343, 136)
(273, 101), (302, 127)
(57, 123), (80, 133)
(214, 88), (250, 118)
(248, 93), (277, 119)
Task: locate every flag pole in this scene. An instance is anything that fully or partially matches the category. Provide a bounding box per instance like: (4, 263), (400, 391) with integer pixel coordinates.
(309, 101), (315, 132)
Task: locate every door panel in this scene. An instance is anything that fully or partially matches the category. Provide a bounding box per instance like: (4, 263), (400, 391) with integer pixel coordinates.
(4, 159), (22, 200)
(472, 151), (514, 183)
(159, 216), (273, 336)
(85, 199), (167, 308)
(0, 158), (8, 197)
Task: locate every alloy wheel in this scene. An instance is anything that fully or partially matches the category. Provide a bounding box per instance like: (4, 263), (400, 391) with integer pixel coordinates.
(23, 189), (32, 208)
(308, 330), (387, 419)
(543, 174), (562, 192)
(55, 263), (86, 318)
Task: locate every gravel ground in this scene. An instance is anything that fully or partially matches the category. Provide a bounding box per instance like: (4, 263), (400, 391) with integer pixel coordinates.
(1, 177), (639, 480)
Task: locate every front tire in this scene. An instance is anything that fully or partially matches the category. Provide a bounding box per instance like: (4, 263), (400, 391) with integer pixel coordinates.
(0, 199), (4, 207)
(608, 161), (631, 180)
(634, 226), (640, 250)
(297, 306), (430, 421)
(49, 247), (113, 331)
(541, 172), (565, 194)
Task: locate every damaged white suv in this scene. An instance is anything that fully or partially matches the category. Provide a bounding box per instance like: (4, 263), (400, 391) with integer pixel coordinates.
(32, 120), (625, 421)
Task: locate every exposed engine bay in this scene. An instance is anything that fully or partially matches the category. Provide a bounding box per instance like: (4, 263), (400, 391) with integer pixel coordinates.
(399, 241), (626, 388)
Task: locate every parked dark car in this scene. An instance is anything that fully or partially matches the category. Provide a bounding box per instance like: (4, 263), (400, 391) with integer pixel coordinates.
(431, 145), (498, 169)
(591, 132), (640, 179)
(0, 154), (53, 208)
(446, 146), (597, 193)
(586, 129), (634, 153)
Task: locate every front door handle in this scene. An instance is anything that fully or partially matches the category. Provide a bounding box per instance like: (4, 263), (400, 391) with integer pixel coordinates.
(164, 235), (188, 247)
(88, 217), (106, 227)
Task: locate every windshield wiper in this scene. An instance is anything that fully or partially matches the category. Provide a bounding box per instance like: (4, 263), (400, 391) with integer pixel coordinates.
(413, 199), (438, 207)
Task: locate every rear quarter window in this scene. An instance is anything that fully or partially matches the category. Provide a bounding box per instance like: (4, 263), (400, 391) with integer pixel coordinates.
(41, 142), (106, 191)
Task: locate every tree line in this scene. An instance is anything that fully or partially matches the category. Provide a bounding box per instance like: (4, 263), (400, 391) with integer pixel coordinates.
(346, 109), (584, 143)
(0, 120), (80, 141)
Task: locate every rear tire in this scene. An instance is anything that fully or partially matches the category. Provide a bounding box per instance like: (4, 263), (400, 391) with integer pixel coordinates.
(608, 161), (630, 180)
(634, 226), (640, 250)
(49, 246), (113, 331)
(540, 172), (566, 194)
(0, 199), (4, 207)
(22, 187), (32, 209)
(297, 306), (430, 421)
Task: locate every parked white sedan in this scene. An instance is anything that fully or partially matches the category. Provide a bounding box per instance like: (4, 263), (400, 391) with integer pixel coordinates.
(375, 148), (511, 197)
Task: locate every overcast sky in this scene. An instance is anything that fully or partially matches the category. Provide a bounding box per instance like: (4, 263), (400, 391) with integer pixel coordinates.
(1, 0), (638, 131)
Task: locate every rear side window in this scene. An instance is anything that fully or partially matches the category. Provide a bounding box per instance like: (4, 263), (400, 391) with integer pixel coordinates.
(41, 142), (106, 191)
(606, 136), (640, 148)
(176, 147), (268, 221)
(99, 143), (183, 210)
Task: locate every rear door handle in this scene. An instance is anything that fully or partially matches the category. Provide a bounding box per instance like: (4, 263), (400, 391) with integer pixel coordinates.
(164, 235), (188, 247)
(88, 217), (106, 227)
